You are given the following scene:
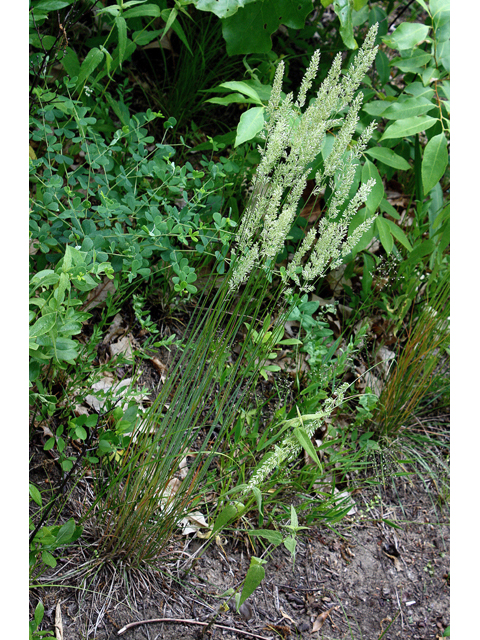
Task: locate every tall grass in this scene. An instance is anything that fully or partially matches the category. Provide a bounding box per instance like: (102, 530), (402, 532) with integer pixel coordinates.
(372, 272), (449, 438)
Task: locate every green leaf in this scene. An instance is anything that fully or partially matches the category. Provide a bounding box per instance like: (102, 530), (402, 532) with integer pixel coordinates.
(375, 50), (390, 85)
(390, 51), (432, 73)
(234, 106), (265, 146)
(404, 82), (435, 100)
(218, 81), (263, 104)
(29, 484), (42, 507)
(250, 529), (283, 546)
(195, 0), (257, 20)
(283, 535), (296, 557)
(362, 160), (384, 213)
(422, 133), (448, 194)
(207, 93), (259, 106)
(32, 0), (72, 10)
(362, 100), (390, 117)
(222, 0), (313, 55)
(56, 519), (76, 546)
(41, 550), (57, 567)
(375, 217), (393, 254)
(382, 97), (436, 120)
(237, 557), (266, 608)
(333, 0), (357, 50)
(380, 116), (438, 141)
(212, 503), (243, 535)
(293, 426), (323, 471)
(382, 217), (413, 251)
(76, 48), (104, 88)
(30, 313), (57, 339)
(365, 147), (411, 171)
(115, 16), (127, 68)
(34, 600), (45, 627)
(382, 22), (430, 50)
(122, 4), (161, 19)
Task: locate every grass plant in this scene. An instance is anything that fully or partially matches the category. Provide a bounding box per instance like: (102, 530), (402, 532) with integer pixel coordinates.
(77, 25), (383, 571)
(372, 272), (449, 438)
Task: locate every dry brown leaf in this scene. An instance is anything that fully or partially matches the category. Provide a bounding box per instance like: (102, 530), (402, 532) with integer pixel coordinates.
(82, 277), (116, 311)
(150, 357), (168, 382)
(102, 313), (124, 343)
(55, 602), (63, 640)
(311, 606), (339, 632)
(109, 334), (135, 360)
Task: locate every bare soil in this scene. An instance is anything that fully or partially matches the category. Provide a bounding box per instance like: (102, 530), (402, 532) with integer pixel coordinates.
(31, 467), (449, 640)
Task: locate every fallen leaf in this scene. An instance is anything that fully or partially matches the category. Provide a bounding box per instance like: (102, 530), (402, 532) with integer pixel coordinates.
(102, 313), (125, 343)
(82, 277), (116, 311)
(312, 606), (339, 632)
(55, 602), (63, 640)
(109, 334), (135, 361)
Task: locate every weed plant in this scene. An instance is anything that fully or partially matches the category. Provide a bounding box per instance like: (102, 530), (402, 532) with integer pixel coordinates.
(73, 26), (384, 572)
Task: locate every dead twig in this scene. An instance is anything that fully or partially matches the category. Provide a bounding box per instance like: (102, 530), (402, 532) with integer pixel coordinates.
(117, 617), (272, 639)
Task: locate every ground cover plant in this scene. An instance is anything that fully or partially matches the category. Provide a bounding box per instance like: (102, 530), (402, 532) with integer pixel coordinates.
(29, 1), (449, 638)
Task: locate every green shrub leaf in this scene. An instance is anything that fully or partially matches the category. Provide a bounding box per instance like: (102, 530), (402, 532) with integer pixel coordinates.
(365, 147), (410, 171)
(375, 216), (394, 254)
(76, 47), (105, 88)
(422, 133), (448, 194)
(237, 557), (266, 608)
(382, 22), (429, 50)
(380, 116), (437, 141)
(362, 160), (384, 213)
(30, 313), (57, 339)
(234, 107), (265, 146)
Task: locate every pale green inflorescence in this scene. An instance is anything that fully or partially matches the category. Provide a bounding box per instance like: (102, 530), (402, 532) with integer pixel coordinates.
(242, 383), (350, 495)
(229, 24), (379, 294)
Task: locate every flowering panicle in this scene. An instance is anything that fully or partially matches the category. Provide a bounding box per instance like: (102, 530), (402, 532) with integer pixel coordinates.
(229, 23), (379, 294)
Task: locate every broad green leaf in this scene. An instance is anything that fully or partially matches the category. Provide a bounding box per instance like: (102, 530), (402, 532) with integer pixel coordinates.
(362, 100), (390, 117)
(30, 313), (57, 339)
(76, 47), (104, 88)
(380, 198), (400, 220)
(333, 0), (357, 50)
(362, 160), (384, 213)
(382, 96), (436, 120)
(55, 519), (76, 546)
(383, 217), (413, 251)
(42, 550), (57, 567)
(353, 0), (368, 9)
(122, 4), (161, 19)
(293, 426), (323, 471)
(390, 52), (432, 73)
(422, 133), (448, 194)
(218, 81), (263, 104)
(207, 93), (259, 106)
(250, 529), (283, 546)
(375, 50), (390, 85)
(382, 22), (430, 50)
(235, 106), (265, 146)
(404, 82), (435, 100)
(212, 503), (243, 534)
(115, 16), (127, 68)
(430, 0), (450, 21)
(32, 0), (72, 11)
(365, 147), (411, 171)
(34, 600), (45, 627)
(380, 116), (437, 141)
(237, 557), (266, 608)
(195, 0), (257, 19)
(61, 46), (80, 78)
(29, 484), (42, 507)
(222, 0), (313, 55)
(283, 536), (296, 557)
(375, 216), (393, 254)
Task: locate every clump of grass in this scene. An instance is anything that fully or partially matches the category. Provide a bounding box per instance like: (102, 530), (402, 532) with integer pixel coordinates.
(372, 273), (449, 438)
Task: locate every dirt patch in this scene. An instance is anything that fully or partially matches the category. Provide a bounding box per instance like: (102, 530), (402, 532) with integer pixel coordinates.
(31, 468), (449, 640)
